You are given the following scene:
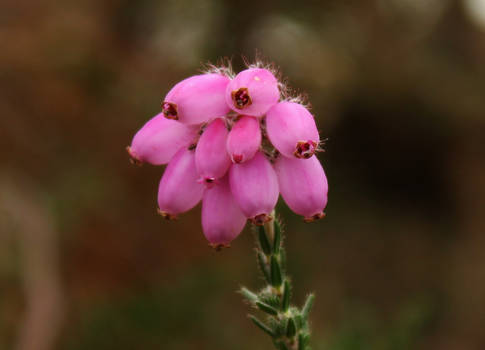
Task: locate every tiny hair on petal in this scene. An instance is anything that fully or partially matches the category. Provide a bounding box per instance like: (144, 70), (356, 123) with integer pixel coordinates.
(200, 57), (235, 78)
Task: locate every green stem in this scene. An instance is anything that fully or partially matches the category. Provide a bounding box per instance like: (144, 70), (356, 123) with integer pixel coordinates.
(240, 212), (314, 350)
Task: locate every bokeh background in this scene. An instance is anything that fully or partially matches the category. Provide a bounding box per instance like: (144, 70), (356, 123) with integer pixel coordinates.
(1, 0), (485, 349)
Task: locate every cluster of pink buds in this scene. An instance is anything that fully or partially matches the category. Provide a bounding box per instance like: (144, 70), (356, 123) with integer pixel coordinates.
(127, 64), (328, 249)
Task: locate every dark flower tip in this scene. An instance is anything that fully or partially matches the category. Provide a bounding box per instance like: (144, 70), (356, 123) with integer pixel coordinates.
(209, 243), (231, 251)
(294, 140), (317, 159)
(231, 87), (252, 109)
(303, 212), (326, 223)
(162, 101), (178, 120)
(232, 154), (244, 163)
(157, 208), (177, 221)
(126, 146), (143, 166)
(202, 177), (217, 188)
(251, 213), (273, 226)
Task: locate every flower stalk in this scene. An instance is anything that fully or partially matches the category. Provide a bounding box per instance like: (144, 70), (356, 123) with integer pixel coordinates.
(241, 213), (314, 350)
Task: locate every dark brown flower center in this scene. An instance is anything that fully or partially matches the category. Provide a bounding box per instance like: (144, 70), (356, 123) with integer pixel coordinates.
(157, 208), (177, 220)
(251, 213), (272, 226)
(303, 212), (326, 223)
(126, 146), (143, 166)
(210, 243), (231, 251)
(232, 154), (243, 163)
(231, 87), (252, 109)
(162, 102), (178, 119)
(294, 140), (317, 159)
(202, 177), (217, 188)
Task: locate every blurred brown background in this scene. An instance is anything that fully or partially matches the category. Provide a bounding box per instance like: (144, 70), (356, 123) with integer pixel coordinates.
(1, 0), (485, 349)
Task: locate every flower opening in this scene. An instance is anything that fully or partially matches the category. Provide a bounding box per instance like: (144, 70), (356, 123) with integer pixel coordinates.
(162, 102), (178, 120)
(294, 140), (318, 159)
(232, 87), (252, 109)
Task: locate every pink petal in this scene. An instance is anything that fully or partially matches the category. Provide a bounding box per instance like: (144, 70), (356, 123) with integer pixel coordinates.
(202, 175), (247, 248)
(226, 115), (262, 163)
(274, 155), (328, 221)
(266, 102), (320, 159)
(157, 147), (204, 219)
(195, 118), (232, 186)
(127, 113), (197, 165)
(225, 68), (280, 117)
(229, 151), (279, 224)
(162, 74), (231, 125)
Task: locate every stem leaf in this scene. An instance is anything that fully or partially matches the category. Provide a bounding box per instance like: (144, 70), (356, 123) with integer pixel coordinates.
(282, 279), (291, 312)
(240, 287), (258, 303)
(274, 340), (290, 350)
(302, 294), (315, 321)
(286, 317), (297, 338)
(249, 315), (276, 337)
(256, 301), (279, 316)
(298, 332), (310, 350)
(257, 252), (272, 284)
(270, 255), (283, 287)
(273, 220), (281, 254)
(258, 225), (272, 255)
(279, 248), (287, 271)
(260, 294), (281, 309)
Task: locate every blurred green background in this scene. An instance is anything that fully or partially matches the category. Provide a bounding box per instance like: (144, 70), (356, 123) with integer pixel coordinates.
(1, 0), (485, 349)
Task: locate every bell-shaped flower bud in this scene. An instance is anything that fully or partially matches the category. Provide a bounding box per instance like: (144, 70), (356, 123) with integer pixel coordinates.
(195, 118), (232, 186)
(157, 147), (204, 220)
(229, 152), (279, 225)
(127, 113), (197, 165)
(162, 74), (231, 125)
(225, 68), (280, 117)
(226, 116), (262, 163)
(274, 155), (328, 222)
(202, 175), (247, 249)
(266, 102), (320, 159)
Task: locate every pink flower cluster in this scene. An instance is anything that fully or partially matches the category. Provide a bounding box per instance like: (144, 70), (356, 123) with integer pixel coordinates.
(127, 65), (328, 249)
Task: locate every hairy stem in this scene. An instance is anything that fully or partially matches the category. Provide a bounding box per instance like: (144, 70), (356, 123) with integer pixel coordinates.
(240, 213), (314, 350)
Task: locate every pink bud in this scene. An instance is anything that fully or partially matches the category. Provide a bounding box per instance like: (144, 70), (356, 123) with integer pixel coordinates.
(226, 116), (262, 163)
(202, 175), (247, 248)
(195, 118), (232, 185)
(127, 113), (197, 165)
(229, 152), (279, 225)
(274, 155), (328, 222)
(225, 68), (280, 117)
(162, 74), (231, 125)
(266, 102), (320, 159)
(157, 147), (204, 219)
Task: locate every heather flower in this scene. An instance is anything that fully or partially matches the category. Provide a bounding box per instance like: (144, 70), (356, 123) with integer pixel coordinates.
(162, 74), (231, 125)
(274, 155), (328, 222)
(225, 68), (280, 116)
(157, 147), (204, 220)
(202, 175), (247, 248)
(229, 151), (279, 224)
(266, 101), (320, 159)
(128, 59), (330, 350)
(195, 118), (232, 185)
(127, 112), (197, 165)
(128, 60), (329, 249)
(226, 115), (262, 163)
